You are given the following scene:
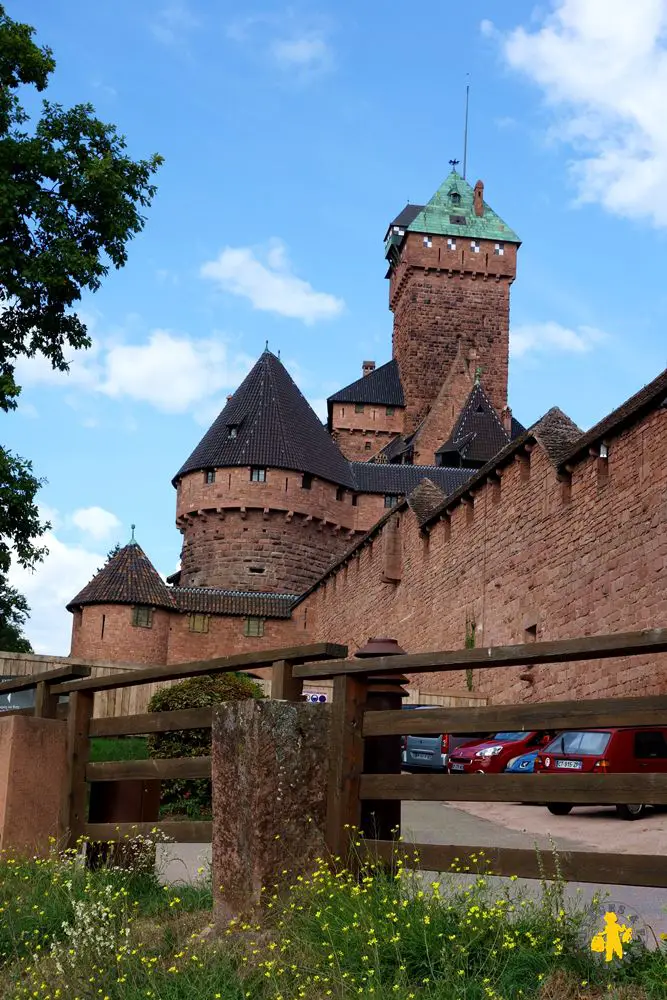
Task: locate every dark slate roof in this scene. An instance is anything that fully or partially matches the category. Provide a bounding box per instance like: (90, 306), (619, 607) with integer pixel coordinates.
(376, 432), (415, 463)
(328, 359), (405, 407)
(175, 350), (355, 489)
(384, 204), (424, 238)
(406, 479), (448, 526)
(349, 462), (472, 496)
(67, 543), (175, 611)
(173, 588), (298, 619)
(435, 382), (512, 464)
(558, 367), (667, 467)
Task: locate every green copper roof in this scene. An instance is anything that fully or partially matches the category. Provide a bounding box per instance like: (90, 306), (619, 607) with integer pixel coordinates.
(407, 170), (520, 244)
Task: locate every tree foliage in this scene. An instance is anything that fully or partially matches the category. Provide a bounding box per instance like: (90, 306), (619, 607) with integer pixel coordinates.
(0, 6), (162, 650)
(0, 4), (163, 411)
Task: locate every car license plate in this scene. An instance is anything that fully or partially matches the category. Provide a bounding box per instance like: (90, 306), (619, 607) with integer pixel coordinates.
(412, 752), (431, 760)
(450, 762), (465, 772)
(556, 759), (582, 770)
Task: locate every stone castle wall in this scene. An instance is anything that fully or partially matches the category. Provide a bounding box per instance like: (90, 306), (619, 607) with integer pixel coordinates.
(391, 234), (516, 433)
(295, 405), (667, 704)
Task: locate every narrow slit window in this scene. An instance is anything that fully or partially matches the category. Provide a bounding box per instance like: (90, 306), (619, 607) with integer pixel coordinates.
(205, 469), (215, 484)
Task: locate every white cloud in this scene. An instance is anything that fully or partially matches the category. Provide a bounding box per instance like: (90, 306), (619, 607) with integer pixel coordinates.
(16, 329), (253, 416)
(201, 239), (344, 324)
(510, 321), (607, 358)
(492, 0), (667, 226)
(151, 1), (199, 46)
(270, 35), (332, 73)
(71, 507), (122, 541)
(7, 530), (104, 655)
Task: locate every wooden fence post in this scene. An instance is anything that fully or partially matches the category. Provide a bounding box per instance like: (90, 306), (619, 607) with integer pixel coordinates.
(64, 690), (95, 849)
(326, 673), (367, 862)
(34, 680), (59, 719)
(271, 659), (303, 702)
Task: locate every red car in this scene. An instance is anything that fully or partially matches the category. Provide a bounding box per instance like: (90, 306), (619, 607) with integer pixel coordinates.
(447, 730), (553, 774)
(535, 727), (667, 820)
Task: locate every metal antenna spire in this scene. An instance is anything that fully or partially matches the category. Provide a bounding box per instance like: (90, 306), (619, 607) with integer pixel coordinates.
(463, 75), (470, 180)
(130, 524), (136, 543)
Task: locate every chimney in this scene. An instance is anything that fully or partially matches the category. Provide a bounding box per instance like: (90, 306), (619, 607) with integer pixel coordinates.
(501, 405), (513, 435)
(226, 394), (233, 402)
(362, 360), (376, 378)
(474, 180), (484, 217)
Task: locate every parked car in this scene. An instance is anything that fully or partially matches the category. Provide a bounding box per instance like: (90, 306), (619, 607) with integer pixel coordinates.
(505, 750), (539, 773)
(401, 705), (486, 772)
(448, 731), (553, 774)
(535, 727), (667, 820)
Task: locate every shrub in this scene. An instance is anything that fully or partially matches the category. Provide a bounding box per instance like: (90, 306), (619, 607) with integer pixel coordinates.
(147, 672), (264, 818)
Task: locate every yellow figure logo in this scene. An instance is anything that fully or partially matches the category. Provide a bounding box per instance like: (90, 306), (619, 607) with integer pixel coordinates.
(591, 911), (633, 962)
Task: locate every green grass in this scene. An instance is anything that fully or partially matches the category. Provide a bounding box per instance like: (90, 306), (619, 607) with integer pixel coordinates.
(89, 736), (150, 762)
(0, 843), (664, 1000)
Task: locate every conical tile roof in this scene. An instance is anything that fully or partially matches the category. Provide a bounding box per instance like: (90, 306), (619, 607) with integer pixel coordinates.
(67, 542), (175, 611)
(175, 350), (355, 488)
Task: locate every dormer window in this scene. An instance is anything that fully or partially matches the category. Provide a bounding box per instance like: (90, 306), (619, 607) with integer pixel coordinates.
(228, 426), (238, 439)
(447, 238), (457, 250)
(494, 242), (505, 256)
(204, 469), (215, 485)
(449, 190), (461, 205)
(470, 241), (481, 254)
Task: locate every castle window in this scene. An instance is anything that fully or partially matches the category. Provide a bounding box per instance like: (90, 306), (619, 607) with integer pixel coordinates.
(301, 472), (313, 489)
(386, 406), (395, 416)
(355, 403), (364, 413)
(449, 215), (466, 226)
(364, 441), (372, 451)
(335, 487), (345, 501)
(250, 466), (267, 482)
(132, 606), (153, 629)
(189, 613), (209, 633)
(351, 494), (358, 507)
(249, 566), (265, 574)
(244, 616), (264, 638)
(204, 469), (215, 484)
(423, 236), (432, 248)
(227, 425), (238, 439)
(447, 237), (457, 250)
(470, 240), (480, 253)
(384, 494), (399, 508)
(494, 242), (505, 256)
(449, 190), (461, 205)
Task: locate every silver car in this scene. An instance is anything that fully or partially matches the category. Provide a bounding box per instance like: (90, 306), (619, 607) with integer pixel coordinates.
(401, 705), (485, 772)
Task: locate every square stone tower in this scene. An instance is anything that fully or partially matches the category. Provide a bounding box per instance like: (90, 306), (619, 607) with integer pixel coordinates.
(385, 169), (520, 434)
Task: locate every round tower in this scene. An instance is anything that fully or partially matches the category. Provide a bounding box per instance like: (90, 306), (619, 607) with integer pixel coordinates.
(173, 349), (364, 593)
(67, 540), (173, 664)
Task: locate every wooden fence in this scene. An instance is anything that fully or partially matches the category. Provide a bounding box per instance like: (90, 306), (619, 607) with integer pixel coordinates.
(291, 626), (667, 889)
(3, 629), (667, 888)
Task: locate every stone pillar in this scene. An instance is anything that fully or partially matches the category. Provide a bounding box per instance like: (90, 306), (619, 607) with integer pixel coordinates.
(212, 699), (331, 925)
(0, 715), (67, 855)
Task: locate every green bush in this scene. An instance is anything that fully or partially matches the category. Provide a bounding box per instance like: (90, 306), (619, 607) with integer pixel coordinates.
(147, 672), (264, 818)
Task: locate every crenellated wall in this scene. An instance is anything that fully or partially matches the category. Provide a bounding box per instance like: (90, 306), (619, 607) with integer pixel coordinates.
(295, 405), (667, 705)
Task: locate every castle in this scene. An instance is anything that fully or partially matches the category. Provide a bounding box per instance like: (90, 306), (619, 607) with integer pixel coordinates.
(67, 167), (667, 706)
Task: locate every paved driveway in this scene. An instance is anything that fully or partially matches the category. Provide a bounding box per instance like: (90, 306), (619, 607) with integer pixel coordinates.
(403, 800), (667, 940)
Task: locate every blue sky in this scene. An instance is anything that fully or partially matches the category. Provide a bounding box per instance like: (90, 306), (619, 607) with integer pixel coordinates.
(7, 0), (667, 652)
